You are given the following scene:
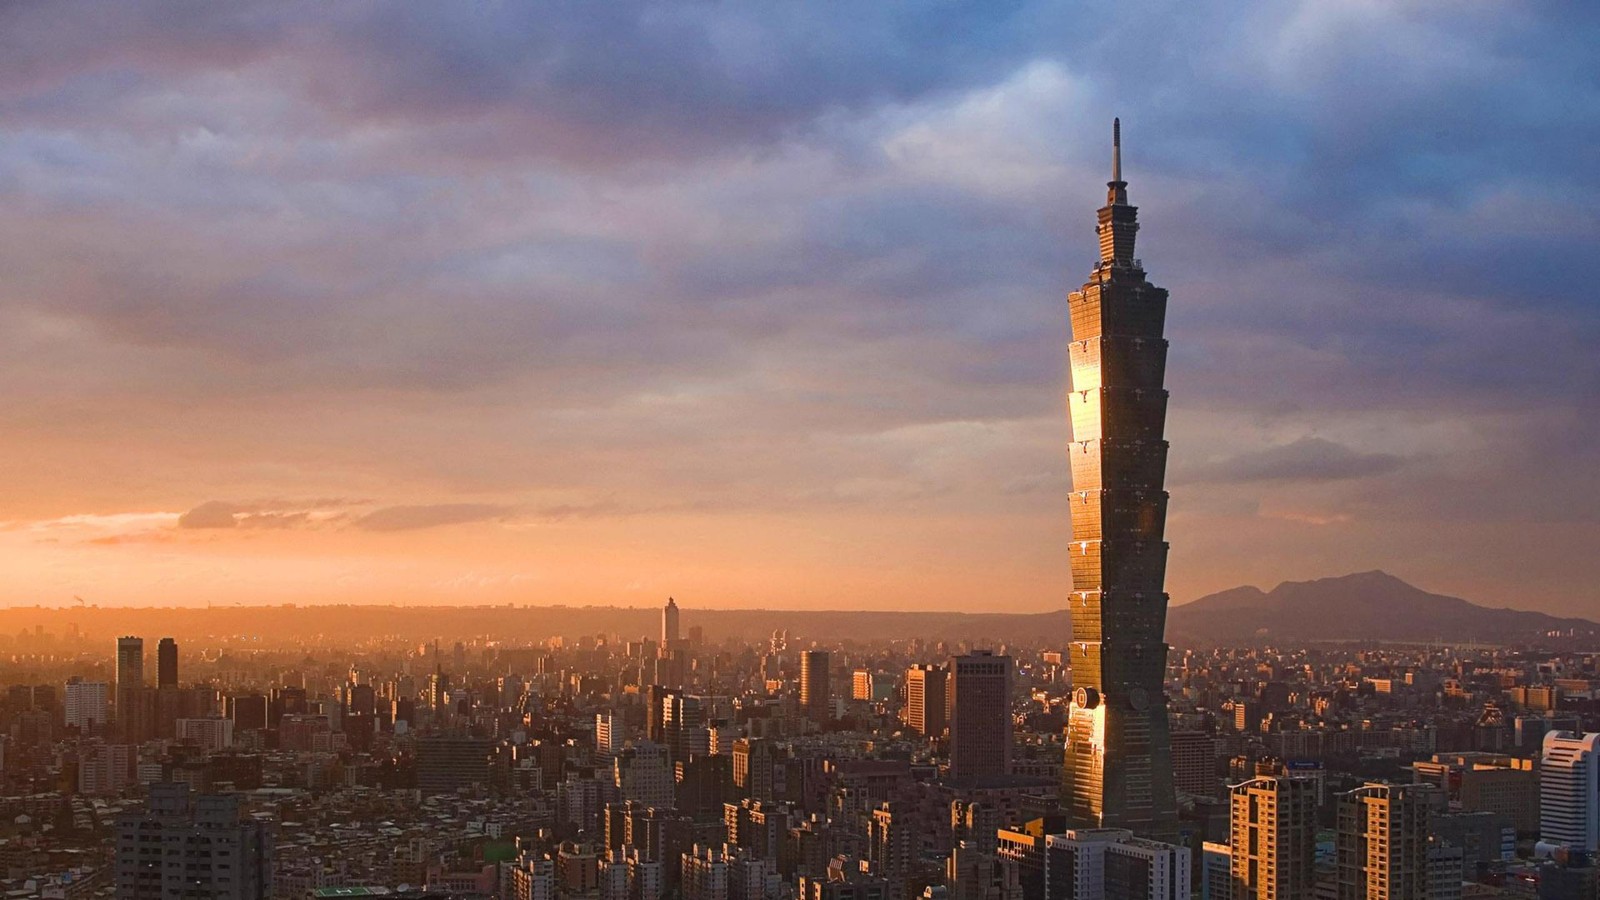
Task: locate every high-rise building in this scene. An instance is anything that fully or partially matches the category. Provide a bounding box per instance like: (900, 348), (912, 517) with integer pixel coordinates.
(1170, 730), (1217, 800)
(1043, 828), (1191, 900)
(1061, 119), (1178, 836)
(1229, 777), (1316, 900)
(597, 712), (620, 758)
(616, 740), (677, 809)
(1336, 782), (1432, 900)
(663, 597), (681, 648)
(115, 636), (146, 743)
(1539, 732), (1600, 853)
(853, 669), (875, 702)
(800, 650), (831, 724)
(906, 664), (949, 738)
(949, 651), (1013, 781)
(64, 678), (110, 732)
(115, 782), (272, 899)
(732, 737), (776, 801)
(157, 637), (178, 688)
(416, 736), (493, 795)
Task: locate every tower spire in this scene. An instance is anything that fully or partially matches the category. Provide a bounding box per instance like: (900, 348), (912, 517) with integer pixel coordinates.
(1107, 117), (1129, 207)
(1112, 117), (1121, 183)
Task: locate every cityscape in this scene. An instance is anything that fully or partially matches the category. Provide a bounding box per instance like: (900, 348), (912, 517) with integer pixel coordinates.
(1, 5), (1597, 900)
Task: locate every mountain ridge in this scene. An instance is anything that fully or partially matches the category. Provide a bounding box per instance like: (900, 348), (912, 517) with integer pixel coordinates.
(1166, 570), (1600, 644)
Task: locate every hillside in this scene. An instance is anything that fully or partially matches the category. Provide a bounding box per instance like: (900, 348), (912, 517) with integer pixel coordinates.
(1167, 570), (1600, 645)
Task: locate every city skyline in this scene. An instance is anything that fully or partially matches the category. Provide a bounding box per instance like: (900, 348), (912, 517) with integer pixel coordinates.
(2, 4), (1598, 615)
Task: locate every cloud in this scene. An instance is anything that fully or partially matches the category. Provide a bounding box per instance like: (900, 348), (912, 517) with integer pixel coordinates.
(354, 503), (510, 532)
(177, 500), (239, 529)
(1187, 438), (1405, 485)
(0, 2), (1596, 613)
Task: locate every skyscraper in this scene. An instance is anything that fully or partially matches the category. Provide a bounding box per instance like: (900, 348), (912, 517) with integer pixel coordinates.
(1062, 119), (1178, 836)
(115, 636), (145, 742)
(1229, 777), (1317, 900)
(1539, 731), (1600, 854)
(663, 597), (681, 648)
(1337, 782), (1432, 900)
(949, 651), (1013, 781)
(800, 650), (831, 724)
(157, 637), (178, 688)
(906, 663), (949, 738)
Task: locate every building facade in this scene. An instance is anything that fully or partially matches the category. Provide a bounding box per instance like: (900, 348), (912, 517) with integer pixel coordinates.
(949, 651), (1013, 781)
(1540, 732), (1600, 853)
(114, 782), (272, 899)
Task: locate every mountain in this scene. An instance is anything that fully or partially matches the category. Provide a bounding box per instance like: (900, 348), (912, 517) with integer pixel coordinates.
(1167, 570), (1600, 645)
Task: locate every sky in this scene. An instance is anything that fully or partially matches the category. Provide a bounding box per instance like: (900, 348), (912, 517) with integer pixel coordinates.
(1, 1), (1597, 615)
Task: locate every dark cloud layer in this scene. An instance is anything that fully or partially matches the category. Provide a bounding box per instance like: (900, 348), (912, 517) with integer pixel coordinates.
(1, 2), (1597, 611)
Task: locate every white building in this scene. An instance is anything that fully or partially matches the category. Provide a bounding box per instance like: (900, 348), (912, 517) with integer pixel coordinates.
(1045, 829), (1190, 900)
(64, 680), (110, 731)
(1539, 731), (1600, 854)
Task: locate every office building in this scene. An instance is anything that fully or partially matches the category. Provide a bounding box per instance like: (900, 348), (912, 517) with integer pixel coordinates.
(853, 669), (875, 702)
(1229, 777), (1316, 900)
(157, 637), (178, 688)
(1336, 782), (1431, 900)
(64, 678), (109, 732)
(115, 782), (272, 899)
(1044, 828), (1190, 900)
(801, 650), (831, 724)
(906, 664), (949, 738)
(1172, 730), (1218, 800)
(1061, 119), (1179, 836)
(115, 636), (146, 742)
(1540, 732), (1600, 853)
(949, 651), (1013, 781)
(1413, 753), (1538, 834)
(415, 736), (493, 795)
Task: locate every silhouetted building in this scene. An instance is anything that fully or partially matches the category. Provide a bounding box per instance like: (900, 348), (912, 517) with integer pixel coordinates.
(1061, 119), (1178, 837)
(157, 637), (178, 688)
(949, 651), (1013, 781)
(801, 650), (831, 724)
(115, 636), (150, 743)
(416, 736), (493, 795)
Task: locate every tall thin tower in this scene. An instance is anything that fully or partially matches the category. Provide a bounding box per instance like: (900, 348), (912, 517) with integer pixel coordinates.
(662, 597), (680, 648)
(1061, 119), (1178, 836)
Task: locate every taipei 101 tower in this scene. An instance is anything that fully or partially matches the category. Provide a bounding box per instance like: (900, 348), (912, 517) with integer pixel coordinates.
(1061, 119), (1178, 837)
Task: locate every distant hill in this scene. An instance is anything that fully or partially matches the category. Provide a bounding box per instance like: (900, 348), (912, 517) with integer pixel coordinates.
(0, 571), (1590, 651)
(1167, 570), (1600, 645)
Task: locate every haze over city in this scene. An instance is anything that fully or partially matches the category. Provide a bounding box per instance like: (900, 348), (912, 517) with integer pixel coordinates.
(3, 3), (1598, 616)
